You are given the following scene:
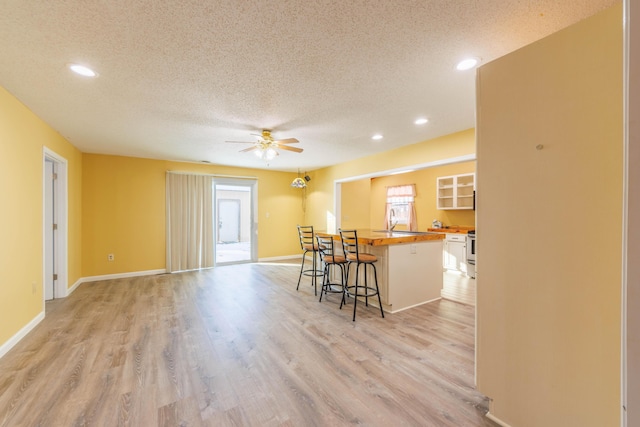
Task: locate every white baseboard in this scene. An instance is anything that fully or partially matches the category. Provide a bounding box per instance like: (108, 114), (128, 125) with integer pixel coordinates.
(486, 412), (512, 427)
(80, 269), (167, 284)
(60, 269), (166, 298)
(67, 277), (83, 295)
(0, 311), (45, 359)
(258, 255), (300, 262)
(388, 297), (442, 314)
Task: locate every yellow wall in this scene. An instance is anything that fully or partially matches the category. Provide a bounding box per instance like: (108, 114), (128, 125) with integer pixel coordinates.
(0, 86), (83, 346)
(82, 155), (166, 275)
(368, 161), (476, 230)
(82, 155), (304, 276)
(306, 129), (476, 231)
(340, 179), (372, 229)
(476, 4), (622, 427)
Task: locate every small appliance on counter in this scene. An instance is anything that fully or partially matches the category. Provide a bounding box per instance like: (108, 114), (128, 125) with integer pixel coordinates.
(432, 219), (443, 229)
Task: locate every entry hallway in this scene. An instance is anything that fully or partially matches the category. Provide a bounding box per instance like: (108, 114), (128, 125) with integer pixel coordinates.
(0, 262), (497, 426)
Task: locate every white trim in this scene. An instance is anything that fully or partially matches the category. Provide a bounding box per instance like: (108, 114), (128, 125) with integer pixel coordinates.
(80, 269), (167, 283)
(486, 412), (513, 427)
(258, 255), (300, 262)
(167, 170), (257, 179)
(67, 278), (83, 295)
(623, 0), (629, 423)
(332, 181), (341, 233)
(386, 297), (442, 314)
(42, 147), (69, 301)
(0, 311), (44, 359)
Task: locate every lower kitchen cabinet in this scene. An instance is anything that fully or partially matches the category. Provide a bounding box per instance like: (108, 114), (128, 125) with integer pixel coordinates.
(443, 233), (467, 273)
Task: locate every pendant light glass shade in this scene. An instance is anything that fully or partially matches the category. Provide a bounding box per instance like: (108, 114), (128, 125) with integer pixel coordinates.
(291, 177), (307, 188)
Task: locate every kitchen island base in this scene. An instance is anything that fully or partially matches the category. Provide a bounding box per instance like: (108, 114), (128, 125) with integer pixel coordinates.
(322, 230), (445, 314)
(366, 240), (444, 313)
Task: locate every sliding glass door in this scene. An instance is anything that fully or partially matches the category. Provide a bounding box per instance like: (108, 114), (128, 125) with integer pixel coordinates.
(213, 178), (257, 264)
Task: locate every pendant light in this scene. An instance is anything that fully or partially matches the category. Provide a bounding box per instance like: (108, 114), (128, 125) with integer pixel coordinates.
(291, 170), (309, 188)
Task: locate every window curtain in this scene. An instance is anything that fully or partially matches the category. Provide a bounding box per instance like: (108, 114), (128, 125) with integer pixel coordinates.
(384, 184), (418, 231)
(166, 172), (214, 272)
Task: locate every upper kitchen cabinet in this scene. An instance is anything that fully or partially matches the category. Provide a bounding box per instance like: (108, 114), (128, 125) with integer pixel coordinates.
(437, 173), (475, 210)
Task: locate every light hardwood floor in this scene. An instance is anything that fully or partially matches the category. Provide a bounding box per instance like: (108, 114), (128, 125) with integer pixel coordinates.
(0, 262), (496, 426)
(442, 271), (477, 306)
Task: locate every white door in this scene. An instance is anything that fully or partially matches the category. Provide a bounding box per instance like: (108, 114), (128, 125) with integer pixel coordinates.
(218, 199), (240, 243)
(44, 160), (56, 300)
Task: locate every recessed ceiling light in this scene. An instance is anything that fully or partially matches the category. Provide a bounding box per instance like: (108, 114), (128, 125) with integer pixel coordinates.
(68, 63), (98, 77)
(414, 118), (429, 125)
(456, 58), (480, 71)
(372, 134), (383, 140)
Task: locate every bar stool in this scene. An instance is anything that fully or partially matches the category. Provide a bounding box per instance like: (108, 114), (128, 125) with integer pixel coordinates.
(339, 229), (385, 321)
(296, 225), (323, 295)
(315, 234), (347, 303)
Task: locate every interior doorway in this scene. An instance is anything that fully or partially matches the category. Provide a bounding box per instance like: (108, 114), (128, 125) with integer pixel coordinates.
(43, 148), (68, 301)
(214, 179), (257, 264)
(44, 159), (56, 300)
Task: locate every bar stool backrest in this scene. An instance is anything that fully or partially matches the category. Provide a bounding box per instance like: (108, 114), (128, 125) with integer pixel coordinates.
(297, 225), (315, 251)
(316, 234), (342, 261)
(338, 229), (359, 261)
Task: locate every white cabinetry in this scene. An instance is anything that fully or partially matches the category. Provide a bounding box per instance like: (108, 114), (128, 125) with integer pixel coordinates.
(443, 233), (467, 273)
(437, 173), (475, 210)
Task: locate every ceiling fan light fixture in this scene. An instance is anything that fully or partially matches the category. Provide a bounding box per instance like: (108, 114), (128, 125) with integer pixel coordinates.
(228, 129), (302, 160)
(253, 146), (278, 160)
(264, 147), (278, 160)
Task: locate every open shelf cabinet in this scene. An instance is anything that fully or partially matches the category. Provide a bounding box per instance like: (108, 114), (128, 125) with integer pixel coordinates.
(437, 173), (475, 210)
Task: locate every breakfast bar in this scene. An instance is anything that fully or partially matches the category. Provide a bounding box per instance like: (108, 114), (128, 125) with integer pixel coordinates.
(321, 229), (445, 313)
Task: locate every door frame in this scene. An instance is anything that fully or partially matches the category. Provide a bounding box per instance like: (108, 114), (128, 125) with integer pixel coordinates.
(213, 178), (258, 264)
(623, 0), (639, 424)
(42, 147), (68, 302)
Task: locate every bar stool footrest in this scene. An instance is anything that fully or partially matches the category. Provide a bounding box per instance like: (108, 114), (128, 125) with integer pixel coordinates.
(323, 283), (345, 294)
(345, 285), (380, 298)
(302, 269), (324, 277)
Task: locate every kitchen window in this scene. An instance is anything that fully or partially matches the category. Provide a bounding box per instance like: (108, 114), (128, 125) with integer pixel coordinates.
(385, 184), (417, 231)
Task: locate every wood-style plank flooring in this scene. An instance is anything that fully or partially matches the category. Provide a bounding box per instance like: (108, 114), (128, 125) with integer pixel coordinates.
(442, 271), (477, 306)
(0, 261), (496, 426)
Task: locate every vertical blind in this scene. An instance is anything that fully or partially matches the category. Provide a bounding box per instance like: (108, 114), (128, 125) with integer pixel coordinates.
(166, 172), (214, 272)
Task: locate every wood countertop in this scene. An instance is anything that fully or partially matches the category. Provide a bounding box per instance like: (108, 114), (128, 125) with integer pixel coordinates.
(427, 226), (475, 234)
(318, 229), (445, 246)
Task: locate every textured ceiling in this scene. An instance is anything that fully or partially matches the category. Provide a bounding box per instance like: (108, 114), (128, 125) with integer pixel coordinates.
(0, 0), (618, 172)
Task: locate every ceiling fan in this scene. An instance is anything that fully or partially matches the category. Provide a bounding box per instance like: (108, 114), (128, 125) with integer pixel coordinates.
(225, 130), (303, 160)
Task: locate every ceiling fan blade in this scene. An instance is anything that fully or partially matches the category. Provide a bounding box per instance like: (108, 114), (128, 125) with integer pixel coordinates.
(225, 140), (254, 144)
(239, 146), (258, 153)
(278, 145), (303, 153)
(273, 138), (299, 144)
